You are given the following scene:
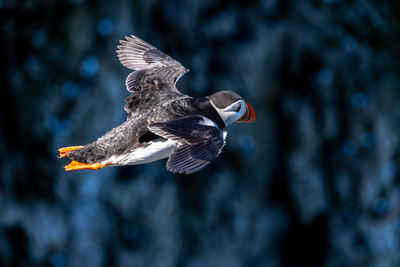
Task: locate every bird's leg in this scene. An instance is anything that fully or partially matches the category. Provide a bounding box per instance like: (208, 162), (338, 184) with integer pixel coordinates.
(64, 161), (107, 171)
(58, 146), (84, 158)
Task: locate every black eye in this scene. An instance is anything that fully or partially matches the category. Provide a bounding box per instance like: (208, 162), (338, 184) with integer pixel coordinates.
(235, 104), (241, 112)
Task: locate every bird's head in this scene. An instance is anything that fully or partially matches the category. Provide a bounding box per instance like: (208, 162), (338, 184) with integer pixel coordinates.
(208, 91), (256, 127)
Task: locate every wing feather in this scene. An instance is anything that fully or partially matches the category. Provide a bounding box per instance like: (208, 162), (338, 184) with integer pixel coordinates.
(166, 144), (210, 174)
(116, 35), (188, 92)
(117, 35), (189, 120)
(148, 116), (226, 174)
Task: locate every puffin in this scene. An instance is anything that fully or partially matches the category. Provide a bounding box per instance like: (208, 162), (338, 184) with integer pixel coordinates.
(58, 35), (256, 174)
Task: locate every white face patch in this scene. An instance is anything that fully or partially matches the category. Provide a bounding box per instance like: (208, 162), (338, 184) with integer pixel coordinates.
(210, 100), (246, 127)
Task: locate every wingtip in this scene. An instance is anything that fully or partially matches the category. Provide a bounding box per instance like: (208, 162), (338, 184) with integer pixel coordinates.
(127, 35), (139, 41)
(119, 40), (129, 46)
(166, 166), (186, 175)
(166, 166), (199, 175)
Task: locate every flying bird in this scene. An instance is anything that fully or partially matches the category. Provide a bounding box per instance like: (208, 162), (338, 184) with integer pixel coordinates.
(58, 35), (255, 174)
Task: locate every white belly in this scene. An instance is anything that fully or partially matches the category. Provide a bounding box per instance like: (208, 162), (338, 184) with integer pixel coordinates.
(105, 139), (178, 166)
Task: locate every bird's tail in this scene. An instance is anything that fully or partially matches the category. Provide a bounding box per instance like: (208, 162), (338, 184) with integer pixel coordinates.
(58, 146), (107, 171)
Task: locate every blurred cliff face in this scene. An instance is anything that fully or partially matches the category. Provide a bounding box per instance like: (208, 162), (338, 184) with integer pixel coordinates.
(1, 0), (400, 266)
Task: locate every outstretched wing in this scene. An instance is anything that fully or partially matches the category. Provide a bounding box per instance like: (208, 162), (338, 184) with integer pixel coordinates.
(117, 35), (188, 93)
(148, 116), (226, 174)
(117, 35), (189, 120)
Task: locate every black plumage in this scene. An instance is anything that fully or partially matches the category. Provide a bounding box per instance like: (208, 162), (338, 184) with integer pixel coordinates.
(148, 116), (225, 174)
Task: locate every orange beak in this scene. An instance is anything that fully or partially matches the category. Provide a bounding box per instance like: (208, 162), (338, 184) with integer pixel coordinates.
(238, 102), (256, 123)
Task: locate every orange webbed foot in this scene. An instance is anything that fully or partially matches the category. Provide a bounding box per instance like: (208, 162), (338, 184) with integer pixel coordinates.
(65, 161), (107, 171)
(58, 146), (84, 158)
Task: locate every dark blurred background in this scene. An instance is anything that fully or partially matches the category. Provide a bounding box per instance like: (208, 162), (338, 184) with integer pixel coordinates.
(1, 0), (400, 266)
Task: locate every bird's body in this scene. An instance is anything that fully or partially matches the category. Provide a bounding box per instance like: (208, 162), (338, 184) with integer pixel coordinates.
(59, 35), (255, 174)
(67, 96), (225, 166)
